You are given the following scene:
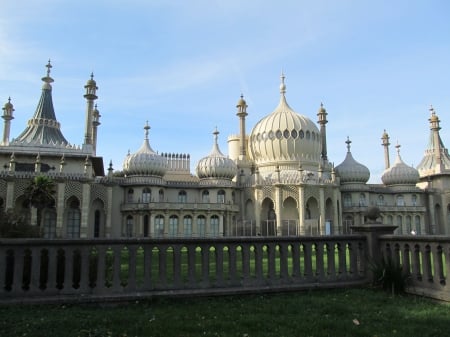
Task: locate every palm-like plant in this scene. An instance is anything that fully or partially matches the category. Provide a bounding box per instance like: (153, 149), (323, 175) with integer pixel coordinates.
(24, 175), (56, 228)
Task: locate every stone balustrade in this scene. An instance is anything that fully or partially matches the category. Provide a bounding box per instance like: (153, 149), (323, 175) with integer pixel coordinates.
(0, 236), (367, 303)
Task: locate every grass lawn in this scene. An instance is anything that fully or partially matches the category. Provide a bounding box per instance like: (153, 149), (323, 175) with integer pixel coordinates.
(1, 288), (449, 337)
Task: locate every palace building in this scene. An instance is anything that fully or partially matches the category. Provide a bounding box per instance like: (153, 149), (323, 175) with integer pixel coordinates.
(1, 62), (449, 238)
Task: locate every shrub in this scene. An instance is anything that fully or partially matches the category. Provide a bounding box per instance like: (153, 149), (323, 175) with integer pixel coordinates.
(371, 256), (411, 295)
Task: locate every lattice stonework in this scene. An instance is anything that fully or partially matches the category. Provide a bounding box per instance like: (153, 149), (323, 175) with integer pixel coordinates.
(90, 184), (108, 211)
(283, 185), (298, 200)
(64, 181), (83, 203)
(262, 186), (273, 199)
(303, 186), (319, 201)
(0, 179), (6, 199)
(13, 180), (30, 201)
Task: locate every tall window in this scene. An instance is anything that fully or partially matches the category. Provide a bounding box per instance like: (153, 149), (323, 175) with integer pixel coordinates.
(142, 188), (151, 203)
(396, 215), (403, 233)
(67, 199), (81, 238)
(406, 215), (412, 233)
(183, 216), (192, 237)
(415, 215), (421, 234)
(159, 189), (164, 202)
(178, 190), (187, 203)
(126, 215), (133, 237)
(169, 215), (179, 237)
(127, 189), (134, 203)
(412, 194), (417, 206)
(43, 211), (56, 239)
(94, 210), (101, 238)
(377, 195), (384, 206)
(359, 193), (366, 206)
(202, 190), (209, 203)
(197, 215), (206, 237)
(210, 215), (220, 236)
(217, 190), (225, 203)
(396, 195), (405, 206)
(154, 215), (164, 237)
(343, 194), (352, 207)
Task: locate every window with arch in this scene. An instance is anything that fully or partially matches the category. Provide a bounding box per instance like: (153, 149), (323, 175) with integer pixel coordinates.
(411, 194), (417, 206)
(359, 193), (366, 206)
(183, 215), (193, 237)
(158, 189), (164, 202)
(396, 195), (405, 206)
(387, 215), (393, 225)
(377, 195), (384, 206)
(142, 188), (151, 203)
(343, 194), (352, 207)
(127, 189), (134, 203)
(415, 215), (421, 234)
(94, 210), (101, 238)
(169, 215), (179, 237)
(202, 190), (209, 203)
(43, 210), (56, 239)
(217, 190), (225, 203)
(210, 215), (220, 236)
(232, 191), (236, 204)
(178, 190), (187, 203)
(67, 199), (81, 238)
(396, 215), (403, 233)
(126, 215), (133, 237)
(406, 215), (412, 233)
(197, 215), (206, 237)
(154, 215), (164, 237)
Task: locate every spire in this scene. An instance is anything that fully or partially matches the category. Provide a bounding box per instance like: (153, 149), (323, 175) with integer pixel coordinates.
(236, 94), (248, 159)
(13, 61), (69, 146)
(317, 102), (328, 162)
(345, 136), (352, 153)
(83, 72), (98, 148)
(2, 97), (14, 145)
(381, 129), (391, 169)
(280, 71), (286, 95)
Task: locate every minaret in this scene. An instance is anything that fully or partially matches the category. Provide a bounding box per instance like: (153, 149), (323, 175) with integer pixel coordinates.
(381, 129), (390, 169)
(91, 104), (101, 156)
(317, 102), (328, 162)
(83, 73), (98, 148)
(429, 105), (442, 169)
(236, 94), (248, 160)
(2, 97), (14, 145)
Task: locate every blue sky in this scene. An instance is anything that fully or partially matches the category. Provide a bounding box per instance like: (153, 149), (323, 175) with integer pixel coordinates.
(1, 0), (449, 183)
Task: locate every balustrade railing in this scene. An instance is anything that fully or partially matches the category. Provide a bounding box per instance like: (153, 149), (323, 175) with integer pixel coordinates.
(0, 236), (367, 303)
(379, 235), (450, 301)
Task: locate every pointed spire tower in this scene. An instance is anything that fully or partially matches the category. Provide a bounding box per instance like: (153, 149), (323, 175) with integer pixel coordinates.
(2, 97), (14, 145)
(417, 105), (450, 177)
(13, 60), (69, 146)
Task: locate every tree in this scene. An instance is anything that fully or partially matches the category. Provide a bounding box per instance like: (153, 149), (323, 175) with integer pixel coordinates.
(24, 175), (56, 228)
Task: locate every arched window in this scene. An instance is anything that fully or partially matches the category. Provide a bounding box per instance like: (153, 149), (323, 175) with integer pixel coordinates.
(217, 190), (225, 203)
(169, 215), (178, 237)
(67, 199), (81, 238)
(154, 215), (164, 237)
(178, 190), (187, 203)
(377, 195), (384, 207)
(232, 191), (236, 203)
(343, 194), (352, 207)
(158, 189), (164, 202)
(43, 210), (56, 239)
(183, 215), (192, 237)
(126, 215), (133, 237)
(415, 215), (421, 234)
(396, 215), (403, 233)
(202, 190), (209, 203)
(210, 215), (220, 236)
(142, 188), (151, 203)
(359, 193), (366, 206)
(396, 195), (405, 206)
(127, 188), (134, 203)
(197, 215), (206, 237)
(412, 194), (417, 206)
(406, 215), (412, 233)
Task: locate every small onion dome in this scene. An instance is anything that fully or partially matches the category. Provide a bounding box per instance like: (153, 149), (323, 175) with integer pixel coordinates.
(86, 72), (97, 87)
(249, 73), (321, 167)
(381, 144), (419, 186)
(123, 121), (168, 176)
(335, 137), (370, 184)
(196, 128), (237, 179)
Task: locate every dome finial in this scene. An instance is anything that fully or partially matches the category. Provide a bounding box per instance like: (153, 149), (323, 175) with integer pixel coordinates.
(144, 121), (150, 140)
(42, 59), (54, 86)
(345, 136), (352, 153)
(395, 142), (401, 155)
(46, 59), (52, 77)
(280, 71), (286, 95)
(213, 127), (219, 143)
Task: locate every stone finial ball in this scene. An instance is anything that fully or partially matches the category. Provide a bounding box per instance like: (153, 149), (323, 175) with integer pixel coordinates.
(366, 206), (380, 221)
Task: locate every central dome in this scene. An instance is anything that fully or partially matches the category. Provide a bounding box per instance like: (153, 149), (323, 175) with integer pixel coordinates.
(248, 74), (321, 169)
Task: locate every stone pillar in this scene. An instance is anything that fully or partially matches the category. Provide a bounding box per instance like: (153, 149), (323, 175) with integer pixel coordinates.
(105, 186), (113, 238)
(275, 185), (282, 236)
(254, 189), (261, 235)
(6, 180), (14, 209)
(298, 186), (304, 235)
(428, 194), (436, 234)
(80, 183), (91, 238)
(333, 188), (340, 234)
(219, 214), (224, 236)
(319, 188), (325, 235)
(56, 182), (65, 238)
(351, 207), (397, 280)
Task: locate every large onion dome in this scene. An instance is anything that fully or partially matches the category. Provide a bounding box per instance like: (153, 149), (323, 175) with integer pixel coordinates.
(248, 74), (321, 169)
(335, 137), (370, 184)
(382, 145), (419, 186)
(196, 128), (237, 179)
(123, 122), (168, 176)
